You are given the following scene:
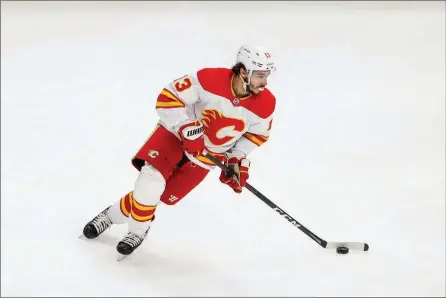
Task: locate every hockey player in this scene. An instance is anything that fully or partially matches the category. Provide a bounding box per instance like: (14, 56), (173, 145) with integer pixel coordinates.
(82, 45), (277, 258)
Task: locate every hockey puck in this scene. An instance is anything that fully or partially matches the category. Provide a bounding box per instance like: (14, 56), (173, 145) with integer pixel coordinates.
(336, 246), (349, 254)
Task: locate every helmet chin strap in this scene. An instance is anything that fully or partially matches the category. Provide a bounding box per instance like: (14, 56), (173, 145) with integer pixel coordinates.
(239, 73), (251, 93)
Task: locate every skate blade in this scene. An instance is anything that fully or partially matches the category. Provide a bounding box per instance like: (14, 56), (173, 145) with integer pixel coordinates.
(117, 253), (129, 262)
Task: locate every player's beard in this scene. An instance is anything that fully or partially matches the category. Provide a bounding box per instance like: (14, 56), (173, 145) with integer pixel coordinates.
(247, 84), (264, 95)
(246, 83), (253, 94)
(240, 74), (264, 95)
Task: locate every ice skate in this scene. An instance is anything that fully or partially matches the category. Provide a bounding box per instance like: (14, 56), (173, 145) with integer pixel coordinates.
(81, 206), (113, 239)
(116, 228), (150, 261)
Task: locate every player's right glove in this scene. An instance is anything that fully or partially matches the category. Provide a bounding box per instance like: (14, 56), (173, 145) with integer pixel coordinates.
(178, 120), (205, 154)
(219, 156), (251, 194)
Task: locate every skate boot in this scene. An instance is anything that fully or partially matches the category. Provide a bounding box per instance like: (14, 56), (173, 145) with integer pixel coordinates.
(82, 206), (113, 239)
(116, 228), (150, 259)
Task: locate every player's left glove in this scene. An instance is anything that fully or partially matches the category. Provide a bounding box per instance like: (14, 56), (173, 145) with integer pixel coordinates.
(219, 156), (251, 194)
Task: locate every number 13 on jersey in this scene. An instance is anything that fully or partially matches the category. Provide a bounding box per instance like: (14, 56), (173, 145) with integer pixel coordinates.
(174, 75), (192, 92)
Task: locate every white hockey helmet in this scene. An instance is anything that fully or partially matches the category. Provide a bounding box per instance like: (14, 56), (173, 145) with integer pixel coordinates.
(235, 44), (276, 85)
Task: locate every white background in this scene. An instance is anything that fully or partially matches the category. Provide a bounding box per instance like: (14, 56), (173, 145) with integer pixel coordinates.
(2, 1), (445, 296)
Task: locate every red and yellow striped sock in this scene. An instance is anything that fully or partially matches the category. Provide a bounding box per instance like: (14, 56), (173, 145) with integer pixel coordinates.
(130, 192), (157, 222)
(119, 191), (133, 217)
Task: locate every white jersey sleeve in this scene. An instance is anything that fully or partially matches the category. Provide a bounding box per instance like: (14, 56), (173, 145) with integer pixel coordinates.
(155, 73), (201, 136)
(230, 114), (274, 159)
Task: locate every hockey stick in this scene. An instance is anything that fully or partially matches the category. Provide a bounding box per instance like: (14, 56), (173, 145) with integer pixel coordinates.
(205, 153), (369, 252)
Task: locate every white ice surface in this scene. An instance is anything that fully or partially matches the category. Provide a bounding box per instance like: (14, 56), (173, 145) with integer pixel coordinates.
(1, 1), (445, 296)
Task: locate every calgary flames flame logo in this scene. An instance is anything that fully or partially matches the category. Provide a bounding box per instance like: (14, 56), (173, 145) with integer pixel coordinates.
(201, 109), (246, 146)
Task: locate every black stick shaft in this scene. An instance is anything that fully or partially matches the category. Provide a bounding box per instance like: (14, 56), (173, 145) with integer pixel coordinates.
(205, 154), (328, 248)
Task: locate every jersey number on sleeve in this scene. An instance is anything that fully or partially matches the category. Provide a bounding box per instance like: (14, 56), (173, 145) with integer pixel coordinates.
(174, 76), (192, 92)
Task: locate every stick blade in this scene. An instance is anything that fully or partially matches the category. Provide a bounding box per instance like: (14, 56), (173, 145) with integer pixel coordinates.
(325, 241), (369, 251)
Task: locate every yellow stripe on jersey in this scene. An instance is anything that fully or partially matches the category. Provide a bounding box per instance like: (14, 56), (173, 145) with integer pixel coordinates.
(243, 132), (269, 146)
(156, 88), (185, 109)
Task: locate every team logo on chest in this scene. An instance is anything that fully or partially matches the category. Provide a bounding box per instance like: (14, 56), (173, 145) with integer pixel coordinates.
(233, 97), (240, 105)
(201, 109), (246, 146)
